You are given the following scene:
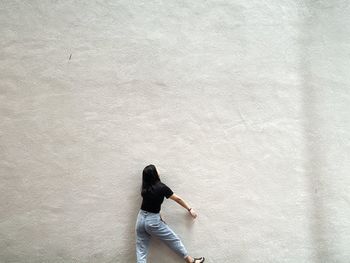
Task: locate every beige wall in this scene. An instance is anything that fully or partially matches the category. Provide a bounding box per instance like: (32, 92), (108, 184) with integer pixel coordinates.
(1, 1), (349, 262)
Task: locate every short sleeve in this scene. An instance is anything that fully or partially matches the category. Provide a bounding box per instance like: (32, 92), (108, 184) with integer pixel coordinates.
(162, 184), (174, 199)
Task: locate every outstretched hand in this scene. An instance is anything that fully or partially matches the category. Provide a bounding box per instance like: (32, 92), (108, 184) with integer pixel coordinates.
(189, 208), (198, 219)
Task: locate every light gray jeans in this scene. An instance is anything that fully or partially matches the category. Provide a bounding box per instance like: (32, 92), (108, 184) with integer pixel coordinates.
(135, 209), (188, 263)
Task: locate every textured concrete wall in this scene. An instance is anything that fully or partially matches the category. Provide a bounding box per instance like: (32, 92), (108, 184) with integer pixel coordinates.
(1, 1), (350, 262)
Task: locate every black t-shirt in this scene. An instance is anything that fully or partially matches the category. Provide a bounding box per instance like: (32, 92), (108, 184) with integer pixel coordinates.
(141, 182), (174, 213)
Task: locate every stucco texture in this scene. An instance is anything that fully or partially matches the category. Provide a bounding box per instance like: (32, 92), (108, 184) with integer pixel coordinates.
(1, 1), (350, 262)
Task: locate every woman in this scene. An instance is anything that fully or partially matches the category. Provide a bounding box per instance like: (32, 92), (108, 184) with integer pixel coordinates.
(135, 164), (205, 263)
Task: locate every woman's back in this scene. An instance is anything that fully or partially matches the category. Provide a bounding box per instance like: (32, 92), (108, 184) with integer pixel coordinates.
(141, 182), (173, 213)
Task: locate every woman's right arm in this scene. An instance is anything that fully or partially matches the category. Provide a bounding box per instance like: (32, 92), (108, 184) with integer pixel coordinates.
(169, 194), (198, 218)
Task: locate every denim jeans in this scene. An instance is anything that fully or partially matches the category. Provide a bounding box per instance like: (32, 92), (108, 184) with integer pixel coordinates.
(135, 209), (188, 263)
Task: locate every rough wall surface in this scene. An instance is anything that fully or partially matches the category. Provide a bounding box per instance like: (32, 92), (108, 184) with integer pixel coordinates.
(1, 1), (349, 262)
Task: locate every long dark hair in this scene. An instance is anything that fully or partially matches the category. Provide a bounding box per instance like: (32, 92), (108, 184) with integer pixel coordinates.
(141, 164), (160, 196)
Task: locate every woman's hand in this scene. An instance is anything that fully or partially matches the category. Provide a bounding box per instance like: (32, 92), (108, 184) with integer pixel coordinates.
(169, 194), (198, 219)
(189, 208), (198, 219)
